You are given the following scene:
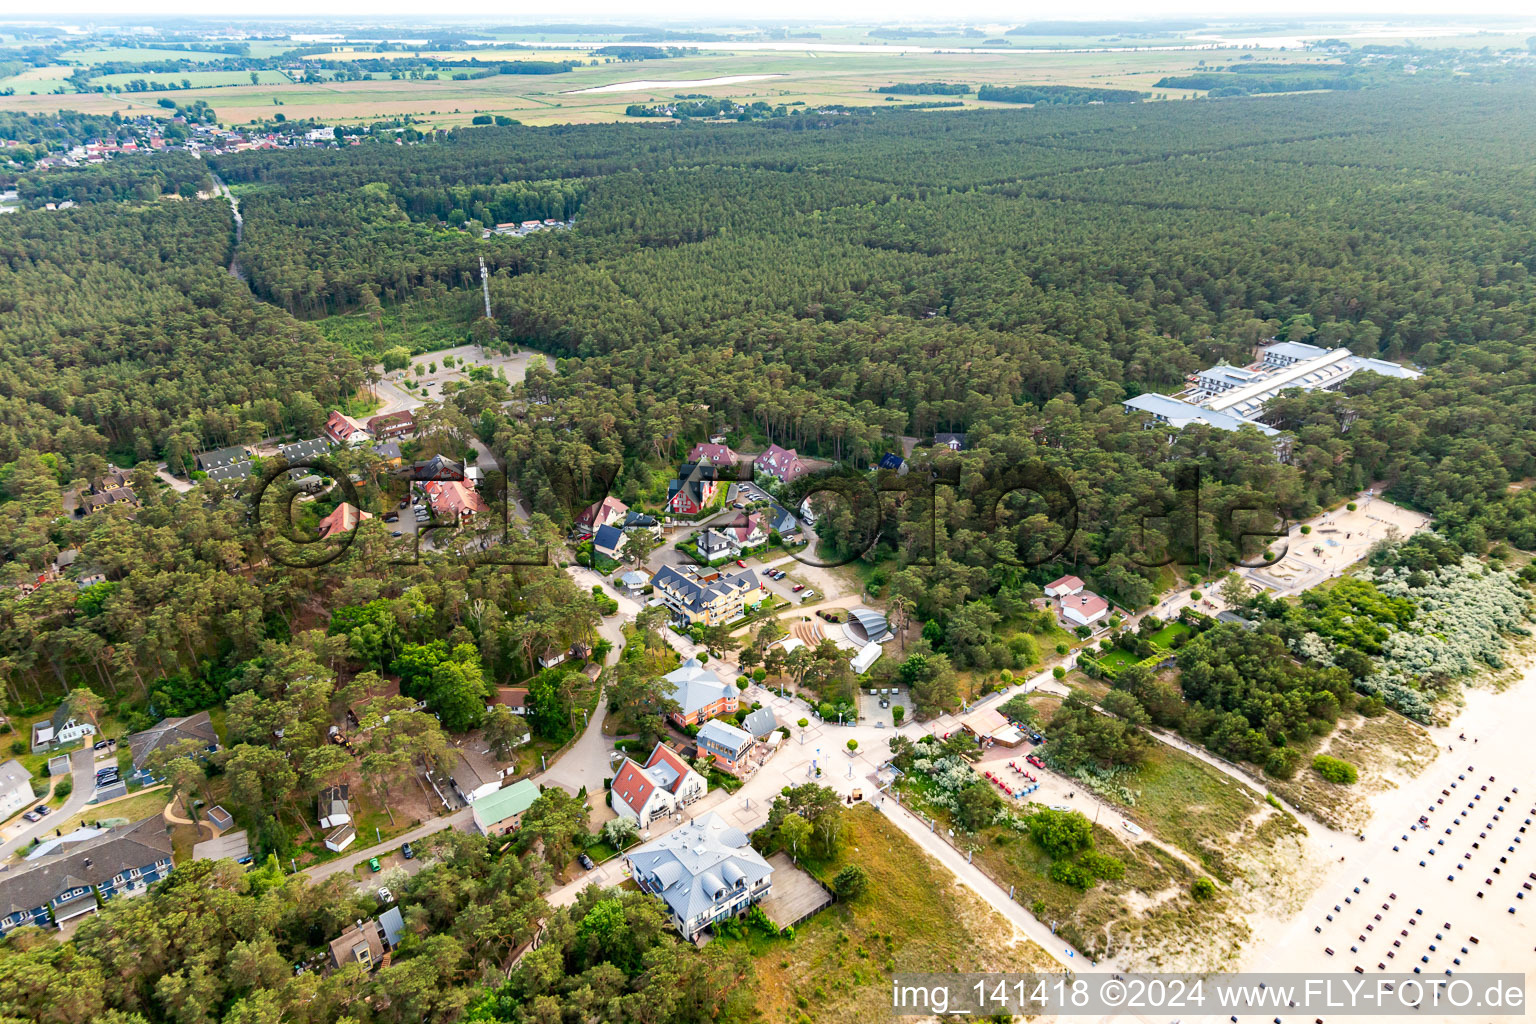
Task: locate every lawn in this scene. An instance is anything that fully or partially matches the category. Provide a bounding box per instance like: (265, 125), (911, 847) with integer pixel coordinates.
(1146, 621), (1192, 647)
(1095, 647), (1139, 670)
(726, 806), (1057, 1022)
(47, 786), (170, 836)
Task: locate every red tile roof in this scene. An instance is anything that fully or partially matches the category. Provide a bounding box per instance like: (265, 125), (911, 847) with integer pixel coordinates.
(611, 759), (656, 815)
(317, 502), (373, 539)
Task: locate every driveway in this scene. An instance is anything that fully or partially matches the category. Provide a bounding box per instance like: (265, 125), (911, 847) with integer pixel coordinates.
(0, 748), (96, 860)
(303, 808), (472, 882)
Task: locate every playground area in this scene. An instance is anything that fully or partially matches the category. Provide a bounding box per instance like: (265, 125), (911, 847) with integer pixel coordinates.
(1248, 492), (1431, 596)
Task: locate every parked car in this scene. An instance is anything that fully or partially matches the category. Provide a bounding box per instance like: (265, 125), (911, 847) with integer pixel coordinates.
(368, 857), (381, 872)
(34, 805), (50, 816)
(577, 852), (596, 870)
(22, 810), (39, 823)
(93, 739), (112, 751)
(1026, 755), (1045, 769)
(383, 513), (398, 523)
(736, 559), (747, 568)
(391, 531), (404, 537)
(792, 584), (805, 592)
(401, 843), (414, 860)
(399, 499), (410, 508)
(378, 887), (393, 904)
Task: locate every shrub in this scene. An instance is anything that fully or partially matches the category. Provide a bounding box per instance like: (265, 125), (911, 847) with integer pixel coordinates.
(846, 739), (858, 752)
(1300, 525), (1312, 535)
(1049, 859), (1096, 889)
(1079, 848), (1124, 880)
(1191, 877), (1217, 900)
(53, 776), (72, 800)
(1189, 590), (1202, 601)
(1311, 754), (1358, 784)
(9, 740), (23, 755)
(1055, 643), (1069, 655)
(1347, 502), (1358, 511)
(833, 864), (869, 900)
(892, 705), (904, 724)
(1052, 666), (1066, 679)
(1264, 746), (1302, 779)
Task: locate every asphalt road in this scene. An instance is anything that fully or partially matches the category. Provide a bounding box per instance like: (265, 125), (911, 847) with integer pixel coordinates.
(0, 748), (96, 861)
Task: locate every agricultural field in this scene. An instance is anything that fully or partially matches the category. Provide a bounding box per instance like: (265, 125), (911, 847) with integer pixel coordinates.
(0, 44), (1298, 125)
(89, 69), (293, 90)
(0, 64), (77, 95)
(58, 46), (247, 63)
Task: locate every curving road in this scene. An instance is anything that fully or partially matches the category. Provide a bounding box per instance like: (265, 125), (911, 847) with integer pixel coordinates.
(0, 749), (97, 861)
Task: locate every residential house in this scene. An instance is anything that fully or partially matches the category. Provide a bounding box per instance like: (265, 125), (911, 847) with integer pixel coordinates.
(204, 462), (255, 484)
(762, 502), (799, 538)
(593, 523), (627, 561)
(661, 657), (737, 727)
(411, 454), (465, 481)
(576, 496), (628, 535)
(1043, 575), (1084, 598)
(423, 480), (489, 520)
(934, 432), (967, 451)
(317, 785), (351, 830)
(317, 502), (373, 539)
(610, 743), (707, 829)
(367, 410), (415, 440)
(753, 443), (810, 483)
(488, 686), (530, 716)
(324, 410), (372, 446)
(30, 706), (96, 753)
(617, 569), (650, 595)
(195, 445), (251, 475)
(686, 442), (740, 468)
(695, 719), (757, 778)
(328, 906), (404, 970)
(877, 452), (908, 475)
(127, 711), (218, 771)
(626, 812), (773, 939)
(191, 829), (250, 864)
(373, 441), (403, 466)
(719, 511), (768, 554)
(960, 707), (1024, 747)
(0, 817), (174, 936)
(666, 462), (722, 516)
(536, 644), (574, 669)
(471, 778), (541, 836)
(78, 486), (137, 515)
(0, 759), (33, 821)
(651, 566), (763, 628)
(279, 437), (330, 469)
(740, 707), (779, 741)
(694, 528), (734, 562)
(1061, 591), (1109, 629)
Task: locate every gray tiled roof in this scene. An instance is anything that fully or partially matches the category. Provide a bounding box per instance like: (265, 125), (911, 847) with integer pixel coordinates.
(626, 812), (772, 925)
(0, 817), (172, 918)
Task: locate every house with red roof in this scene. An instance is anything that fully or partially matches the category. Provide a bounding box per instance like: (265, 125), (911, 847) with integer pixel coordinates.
(610, 743), (707, 829)
(424, 480), (490, 520)
(317, 502), (373, 539)
(324, 410), (372, 447)
(576, 495), (628, 535)
(753, 443), (810, 483)
(1044, 575), (1085, 598)
(686, 442), (740, 468)
(1061, 591), (1109, 629)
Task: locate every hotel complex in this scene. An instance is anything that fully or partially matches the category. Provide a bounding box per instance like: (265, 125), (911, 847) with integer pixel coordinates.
(1124, 341), (1421, 438)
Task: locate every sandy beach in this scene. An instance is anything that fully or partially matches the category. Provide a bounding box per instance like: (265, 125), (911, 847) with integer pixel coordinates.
(1234, 658), (1535, 1023)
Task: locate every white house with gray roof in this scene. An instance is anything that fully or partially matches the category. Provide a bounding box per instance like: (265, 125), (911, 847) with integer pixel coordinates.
(625, 811), (773, 939)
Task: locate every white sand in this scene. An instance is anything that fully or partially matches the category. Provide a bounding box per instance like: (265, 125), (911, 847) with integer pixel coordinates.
(1239, 659), (1536, 1021)
(569, 74), (788, 95)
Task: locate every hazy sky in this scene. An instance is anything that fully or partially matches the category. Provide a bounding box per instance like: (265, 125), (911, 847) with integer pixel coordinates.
(24, 2), (1536, 24)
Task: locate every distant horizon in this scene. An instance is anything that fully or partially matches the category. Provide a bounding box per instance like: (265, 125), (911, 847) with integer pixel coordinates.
(4, 8), (1535, 28)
